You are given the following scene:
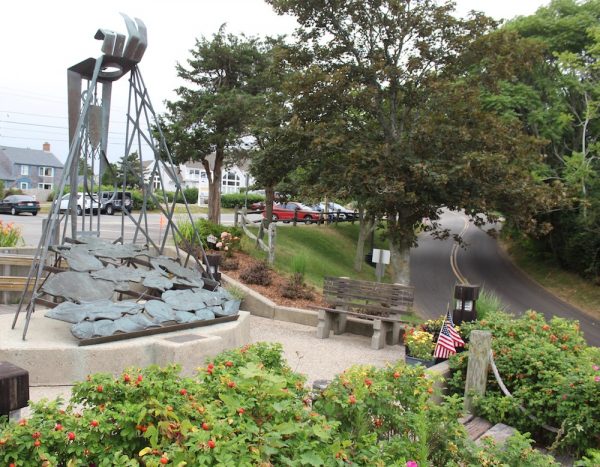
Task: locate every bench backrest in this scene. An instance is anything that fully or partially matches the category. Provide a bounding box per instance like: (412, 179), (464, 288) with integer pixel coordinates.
(323, 276), (414, 312)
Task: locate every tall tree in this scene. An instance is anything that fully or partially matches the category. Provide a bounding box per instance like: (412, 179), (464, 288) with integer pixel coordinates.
(504, 0), (600, 279)
(161, 27), (269, 223)
(267, 0), (551, 283)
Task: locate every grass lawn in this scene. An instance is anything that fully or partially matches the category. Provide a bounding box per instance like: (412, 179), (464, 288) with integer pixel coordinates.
(505, 240), (600, 321)
(241, 223), (391, 289)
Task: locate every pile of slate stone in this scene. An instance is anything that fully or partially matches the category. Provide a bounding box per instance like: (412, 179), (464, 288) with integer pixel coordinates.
(42, 238), (240, 340)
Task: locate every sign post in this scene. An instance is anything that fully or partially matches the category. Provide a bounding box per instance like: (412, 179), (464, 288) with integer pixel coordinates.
(371, 248), (390, 282)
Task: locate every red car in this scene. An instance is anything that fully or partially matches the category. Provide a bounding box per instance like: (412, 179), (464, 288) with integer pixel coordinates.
(263, 202), (322, 224)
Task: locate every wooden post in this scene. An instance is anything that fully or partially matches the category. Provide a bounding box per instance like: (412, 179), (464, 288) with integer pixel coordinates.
(267, 222), (276, 264)
(293, 208), (298, 226)
(464, 330), (492, 413)
(234, 205), (239, 227)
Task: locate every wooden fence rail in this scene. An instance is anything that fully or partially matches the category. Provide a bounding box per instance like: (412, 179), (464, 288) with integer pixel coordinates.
(234, 207), (276, 264)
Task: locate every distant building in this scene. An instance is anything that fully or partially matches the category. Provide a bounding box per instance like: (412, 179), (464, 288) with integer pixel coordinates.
(143, 154), (254, 204)
(0, 142), (64, 198)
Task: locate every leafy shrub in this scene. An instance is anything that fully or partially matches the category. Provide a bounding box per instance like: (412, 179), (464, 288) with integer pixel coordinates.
(281, 273), (314, 300)
(0, 342), (560, 466)
(221, 193), (265, 209)
(129, 189), (157, 211)
(176, 219), (242, 251)
(0, 221), (22, 247)
(4, 188), (24, 197)
(239, 261), (272, 286)
(447, 310), (599, 456)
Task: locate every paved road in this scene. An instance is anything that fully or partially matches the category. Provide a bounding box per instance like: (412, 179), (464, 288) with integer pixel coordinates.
(411, 210), (599, 346)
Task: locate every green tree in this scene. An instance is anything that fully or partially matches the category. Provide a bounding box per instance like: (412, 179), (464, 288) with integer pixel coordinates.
(116, 152), (143, 189)
(162, 27), (270, 223)
(505, 0), (600, 279)
(267, 0), (551, 283)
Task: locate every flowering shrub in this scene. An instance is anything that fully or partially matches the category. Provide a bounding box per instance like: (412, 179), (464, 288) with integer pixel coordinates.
(448, 310), (600, 456)
(0, 220), (22, 247)
(0, 342), (560, 465)
(404, 328), (436, 360)
(214, 231), (240, 257)
(176, 218), (242, 252)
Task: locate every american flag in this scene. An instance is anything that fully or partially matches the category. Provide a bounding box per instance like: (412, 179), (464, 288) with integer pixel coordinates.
(434, 321), (457, 359)
(445, 310), (465, 348)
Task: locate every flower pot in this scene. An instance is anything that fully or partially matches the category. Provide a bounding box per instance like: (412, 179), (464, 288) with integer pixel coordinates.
(405, 354), (436, 368)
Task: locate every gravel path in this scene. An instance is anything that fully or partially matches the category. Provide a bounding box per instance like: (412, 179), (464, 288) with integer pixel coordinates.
(249, 315), (405, 385)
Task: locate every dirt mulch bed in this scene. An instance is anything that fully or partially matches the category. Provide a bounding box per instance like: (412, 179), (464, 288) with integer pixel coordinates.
(221, 252), (327, 310)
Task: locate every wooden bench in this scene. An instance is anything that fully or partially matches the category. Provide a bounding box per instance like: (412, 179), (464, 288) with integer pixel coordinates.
(311, 276), (414, 349)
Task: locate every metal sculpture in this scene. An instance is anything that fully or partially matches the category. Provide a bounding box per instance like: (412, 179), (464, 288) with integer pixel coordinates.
(11, 15), (228, 343)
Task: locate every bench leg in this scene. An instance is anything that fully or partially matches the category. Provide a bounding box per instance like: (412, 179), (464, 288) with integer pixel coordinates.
(371, 320), (389, 350)
(333, 312), (347, 335)
(316, 309), (333, 339)
(391, 322), (403, 345)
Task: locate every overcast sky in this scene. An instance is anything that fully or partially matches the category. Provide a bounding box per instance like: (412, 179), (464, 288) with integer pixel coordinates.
(0, 0), (550, 163)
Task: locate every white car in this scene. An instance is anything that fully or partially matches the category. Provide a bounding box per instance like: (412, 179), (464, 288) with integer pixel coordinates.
(316, 202), (356, 221)
(59, 193), (100, 216)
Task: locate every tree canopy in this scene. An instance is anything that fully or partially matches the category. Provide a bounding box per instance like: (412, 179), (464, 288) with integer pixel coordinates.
(266, 0), (554, 282)
(161, 26), (270, 222)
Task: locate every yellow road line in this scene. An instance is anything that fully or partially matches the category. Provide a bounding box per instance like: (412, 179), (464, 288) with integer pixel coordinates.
(450, 215), (469, 284)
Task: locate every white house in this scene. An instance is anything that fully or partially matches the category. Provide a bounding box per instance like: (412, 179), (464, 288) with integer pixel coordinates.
(142, 154), (254, 204)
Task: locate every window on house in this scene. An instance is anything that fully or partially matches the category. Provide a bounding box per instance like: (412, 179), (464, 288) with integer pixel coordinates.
(200, 171), (208, 181)
(189, 168), (201, 179)
(38, 167), (54, 177)
(21, 165), (29, 176)
(222, 172), (240, 187)
(38, 183), (53, 190)
(153, 176), (161, 190)
(20, 182), (29, 189)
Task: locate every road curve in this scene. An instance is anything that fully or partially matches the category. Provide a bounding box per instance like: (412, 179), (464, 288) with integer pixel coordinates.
(411, 210), (599, 346)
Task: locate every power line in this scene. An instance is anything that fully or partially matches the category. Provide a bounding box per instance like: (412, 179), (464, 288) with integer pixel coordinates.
(0, 119), (127, 135)
(0, 110), (128, 125)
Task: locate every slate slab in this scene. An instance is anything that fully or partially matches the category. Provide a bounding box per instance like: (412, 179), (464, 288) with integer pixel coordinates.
(42, 272), (115, 302)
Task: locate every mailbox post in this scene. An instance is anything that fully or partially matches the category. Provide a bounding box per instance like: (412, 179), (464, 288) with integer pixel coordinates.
(453, 284), (480, 324)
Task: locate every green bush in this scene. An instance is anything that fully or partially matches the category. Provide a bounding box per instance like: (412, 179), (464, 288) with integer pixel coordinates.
(221, 193), (265, 209)
(447, 310), (600, 456)
(176, 218), (242, 251)
(0, 342), (558, 466)
(4, 188), (24, 197)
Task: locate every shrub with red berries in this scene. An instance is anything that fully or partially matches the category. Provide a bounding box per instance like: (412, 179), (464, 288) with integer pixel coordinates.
(0, 342), (559, 466)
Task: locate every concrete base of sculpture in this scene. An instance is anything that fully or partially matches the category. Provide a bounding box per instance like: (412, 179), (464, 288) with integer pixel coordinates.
(0, 310), (251, 385)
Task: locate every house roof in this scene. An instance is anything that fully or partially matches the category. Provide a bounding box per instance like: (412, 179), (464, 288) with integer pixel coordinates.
(0, 146), (64, 168)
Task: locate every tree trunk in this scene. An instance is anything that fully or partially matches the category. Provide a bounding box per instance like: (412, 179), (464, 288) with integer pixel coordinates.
(354, 208), (375, 272)
(264, 186), (275, 228)
(207, 145), (224, 224)
(389, 236), (411, 285)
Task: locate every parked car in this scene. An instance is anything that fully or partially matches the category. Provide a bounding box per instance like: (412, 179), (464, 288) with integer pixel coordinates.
(0, 195), (40, 216)
(314, 202), (356, 221)
(249, 201), (265, 211)
(99, 191), (132, 215)
(59, 193), (100, 215)
(263, 202), (322, 224)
